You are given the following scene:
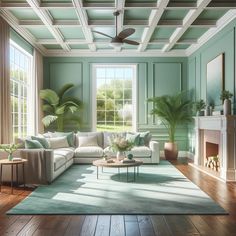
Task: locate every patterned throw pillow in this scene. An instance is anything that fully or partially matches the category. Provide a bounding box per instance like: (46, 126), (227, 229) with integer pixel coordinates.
(25, 140), (44, 149)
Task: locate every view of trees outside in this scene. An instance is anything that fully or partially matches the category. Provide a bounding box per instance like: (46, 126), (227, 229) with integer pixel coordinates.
(10, 43), (31, 140)
(96, 66), (134, 131)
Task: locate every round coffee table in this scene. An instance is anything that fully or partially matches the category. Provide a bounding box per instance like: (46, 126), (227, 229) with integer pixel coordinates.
(93, 159), (143, 182)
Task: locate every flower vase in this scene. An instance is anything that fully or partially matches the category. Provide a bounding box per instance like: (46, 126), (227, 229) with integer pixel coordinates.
(8, 154), (13, 161)
(116, 151), (124, 161)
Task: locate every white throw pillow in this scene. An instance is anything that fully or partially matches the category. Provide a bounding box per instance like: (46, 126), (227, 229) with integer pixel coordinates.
(47, 136), (69, 149)
(78, 135), (98, 147)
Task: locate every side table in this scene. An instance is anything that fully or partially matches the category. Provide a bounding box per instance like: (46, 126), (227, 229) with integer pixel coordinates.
(0, 159), (27, 194)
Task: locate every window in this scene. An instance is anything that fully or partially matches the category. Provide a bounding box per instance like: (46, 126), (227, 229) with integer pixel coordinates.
(93, 64), (136, 131)
(10, 40), (33, 140)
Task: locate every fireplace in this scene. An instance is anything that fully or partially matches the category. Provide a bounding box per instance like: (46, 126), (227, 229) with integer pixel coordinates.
(194, 116), (236, 182)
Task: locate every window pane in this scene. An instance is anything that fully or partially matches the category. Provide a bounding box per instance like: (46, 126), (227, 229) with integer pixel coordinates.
(10, 42), (32, 139)
(95, 66), (135, 131)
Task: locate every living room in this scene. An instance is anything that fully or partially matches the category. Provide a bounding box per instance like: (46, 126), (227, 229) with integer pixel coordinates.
(0, 0), (236, 235)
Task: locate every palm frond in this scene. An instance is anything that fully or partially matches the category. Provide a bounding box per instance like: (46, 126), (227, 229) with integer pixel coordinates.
(61, 97), (83, 108)
(40, 89), (59, 106)
(42, 115), (58, 127)
(42, 104), (54, 113)
(58, 83), (74, 100)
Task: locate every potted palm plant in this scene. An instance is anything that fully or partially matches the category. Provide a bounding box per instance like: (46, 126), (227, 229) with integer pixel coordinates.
(194, 99), (206, 116)
(148, 92), (193, 160)
(40, 83), (82, 131)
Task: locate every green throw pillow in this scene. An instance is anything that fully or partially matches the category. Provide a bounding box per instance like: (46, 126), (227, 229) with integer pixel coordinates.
(126, 133), (140, 146)
(139, 131), (150, 146)
(25, 139), (44, 149)
(31, 136), (50, 149)
(54, 132), (74, 147)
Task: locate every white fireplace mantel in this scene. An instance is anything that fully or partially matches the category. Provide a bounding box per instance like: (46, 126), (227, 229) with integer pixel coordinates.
(194, 115), (236, 182)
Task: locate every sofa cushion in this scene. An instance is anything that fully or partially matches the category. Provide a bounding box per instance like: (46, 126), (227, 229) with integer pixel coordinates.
(76, 132), (103, 147)
(130, 146), (151, 157)
(49, 132), (75, 147)
(54, 147), (75, 161)
(47, 136), (69, 149)
(78, 135), (98, 147)
(54, 155), (66, 171)
(74, 146), (103, 158)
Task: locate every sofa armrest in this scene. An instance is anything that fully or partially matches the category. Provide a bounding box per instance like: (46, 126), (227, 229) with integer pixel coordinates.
(149, 141), (160, 163)
(20, 149), (54, 184)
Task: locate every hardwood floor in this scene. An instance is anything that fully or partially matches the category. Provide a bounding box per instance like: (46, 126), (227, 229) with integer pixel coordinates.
(0, 159), (236, 236)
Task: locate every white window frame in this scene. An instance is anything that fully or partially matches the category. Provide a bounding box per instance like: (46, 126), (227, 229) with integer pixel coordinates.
(10, 39), (33, 139)
(92, 64), (137, 132)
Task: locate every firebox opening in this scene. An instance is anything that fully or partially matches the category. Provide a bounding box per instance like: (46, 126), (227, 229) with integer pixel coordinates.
(205, 142), (220, 172)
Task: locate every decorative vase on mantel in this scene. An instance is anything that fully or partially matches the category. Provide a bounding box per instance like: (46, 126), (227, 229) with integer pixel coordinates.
(223, 99), (231, 115)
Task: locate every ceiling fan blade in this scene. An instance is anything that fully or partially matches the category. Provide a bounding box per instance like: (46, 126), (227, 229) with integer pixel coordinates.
(92, 30), (113, 39)
(118, 28), (135, 39)
(123, 39), (139, 45)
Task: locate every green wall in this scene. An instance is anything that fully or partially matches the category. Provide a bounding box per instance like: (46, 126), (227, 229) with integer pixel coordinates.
(187, 18), (236, 154)
(43, 57), (189, 150)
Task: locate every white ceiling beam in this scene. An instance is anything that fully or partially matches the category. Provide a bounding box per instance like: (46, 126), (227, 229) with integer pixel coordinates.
(0, 9), (46, 55)
(25, 0), (70, 51)
(45, 49), (187, 57)
(138, 0), (169, 52)
(72, 0), (96, 51)
(124, 20), (148, 26)
(149, 39), (170, 44)
(88, 20), (114, 27)
(162, 0), (212, 52)
(115, 0), (126, 52)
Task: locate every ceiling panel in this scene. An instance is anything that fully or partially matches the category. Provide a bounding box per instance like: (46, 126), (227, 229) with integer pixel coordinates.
(9, 9), (40, 20)
(48, 9), (78, 20)
(1, 0), (234, 56)
(26, 26), (55, 39)
(59, 27), (85, 39)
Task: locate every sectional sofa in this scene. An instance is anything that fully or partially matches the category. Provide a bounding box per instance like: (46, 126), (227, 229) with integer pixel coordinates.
(0, 131), (159, 185)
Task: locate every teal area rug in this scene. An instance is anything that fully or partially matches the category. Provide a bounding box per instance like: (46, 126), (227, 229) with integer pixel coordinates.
(7, 161), (227, 215)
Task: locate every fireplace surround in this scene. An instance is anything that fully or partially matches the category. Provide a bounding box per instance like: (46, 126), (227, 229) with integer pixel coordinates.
(194, 115), (236, 181)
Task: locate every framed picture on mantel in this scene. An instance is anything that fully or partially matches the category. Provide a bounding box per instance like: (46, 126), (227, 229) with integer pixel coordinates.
(206, 53), (225, 107)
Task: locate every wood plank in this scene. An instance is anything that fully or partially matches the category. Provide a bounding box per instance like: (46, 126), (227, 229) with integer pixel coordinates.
(150, 215), (172, 236)
(110, 215), (125, 236)
(94, 215), (110, 236)
(64, 215), (85, 236)
(164, 215), (199, 235)
(80, 215), (98, 236)
(138, 215), (155, 236)
(1, 215), (33, 235)
(126, 221), (140, 236)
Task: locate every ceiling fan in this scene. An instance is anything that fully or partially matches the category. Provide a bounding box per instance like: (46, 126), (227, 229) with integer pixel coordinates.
(92, 11), (139, 48)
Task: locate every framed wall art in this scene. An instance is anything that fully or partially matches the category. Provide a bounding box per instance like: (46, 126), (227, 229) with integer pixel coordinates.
(206, 53), (224, 106)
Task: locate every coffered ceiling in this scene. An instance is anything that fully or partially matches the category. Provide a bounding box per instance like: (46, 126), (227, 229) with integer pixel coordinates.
(0, 0), (236, 57)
